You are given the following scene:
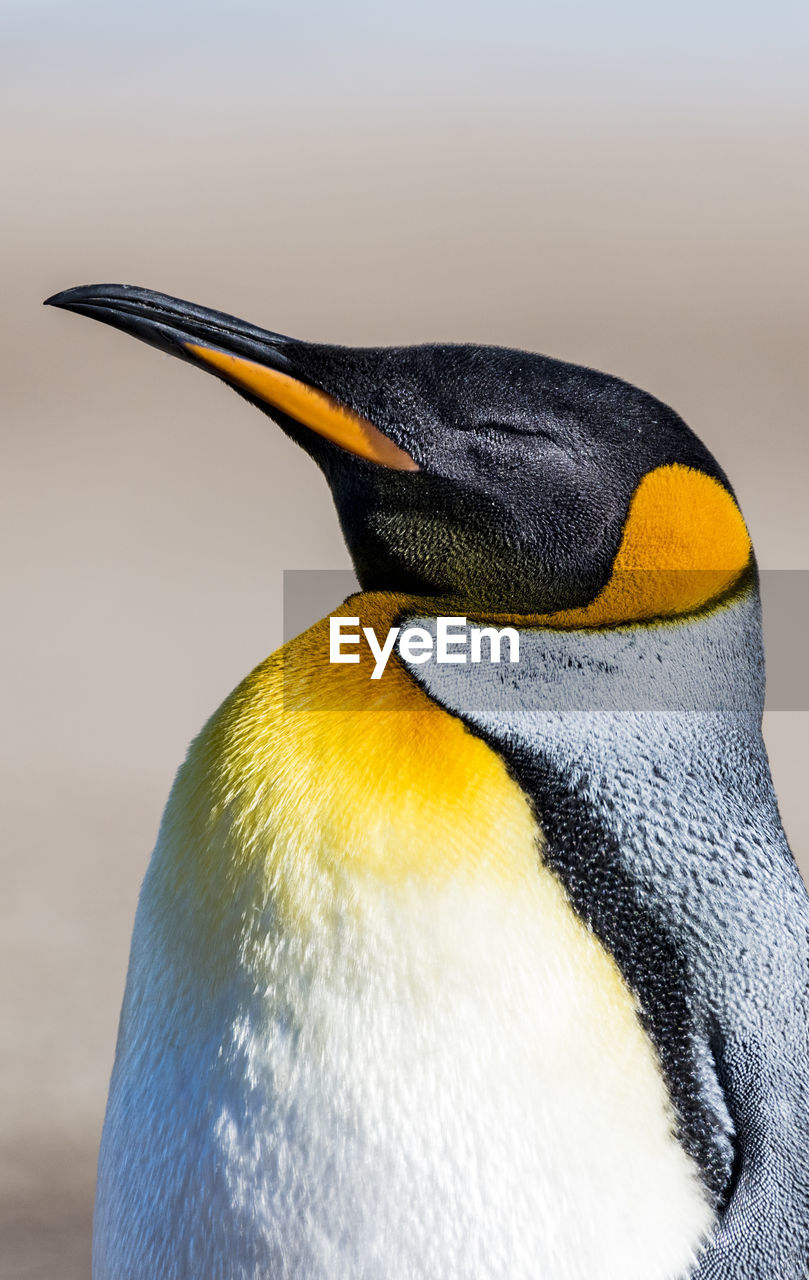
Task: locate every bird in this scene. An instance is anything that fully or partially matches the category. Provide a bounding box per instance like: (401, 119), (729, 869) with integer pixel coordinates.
(46, 282), (809, 1280)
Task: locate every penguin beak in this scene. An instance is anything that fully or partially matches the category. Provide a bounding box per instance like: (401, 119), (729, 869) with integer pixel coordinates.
(44, 284), (418, 472)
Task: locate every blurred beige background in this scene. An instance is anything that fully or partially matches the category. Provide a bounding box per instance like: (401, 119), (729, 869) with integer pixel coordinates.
(2, 2), (808, 1276)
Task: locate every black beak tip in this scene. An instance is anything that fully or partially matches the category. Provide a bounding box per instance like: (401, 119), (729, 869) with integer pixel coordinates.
(44, 283), (131, 311)
(44, 288), (74, 309)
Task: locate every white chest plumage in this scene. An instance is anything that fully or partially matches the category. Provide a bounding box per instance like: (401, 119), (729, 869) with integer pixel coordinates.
(95, 874), (713, 1280)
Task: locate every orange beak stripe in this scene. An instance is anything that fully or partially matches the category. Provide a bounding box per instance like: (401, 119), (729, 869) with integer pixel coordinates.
(186, 343), (419, 472)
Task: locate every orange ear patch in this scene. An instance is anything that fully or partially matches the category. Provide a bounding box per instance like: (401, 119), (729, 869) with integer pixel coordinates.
(541, 463), (752, 629)
(185, 343), (419, 472)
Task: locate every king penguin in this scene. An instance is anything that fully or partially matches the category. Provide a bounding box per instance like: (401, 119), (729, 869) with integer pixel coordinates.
(46, 283), (809, 1280)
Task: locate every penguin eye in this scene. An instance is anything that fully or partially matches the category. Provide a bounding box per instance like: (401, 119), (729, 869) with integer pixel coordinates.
(472, 421), (567, 449)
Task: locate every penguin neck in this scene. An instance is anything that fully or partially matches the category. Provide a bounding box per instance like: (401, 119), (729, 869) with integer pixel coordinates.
(400, 581), (767, 777)
(401, 578), (762, 732)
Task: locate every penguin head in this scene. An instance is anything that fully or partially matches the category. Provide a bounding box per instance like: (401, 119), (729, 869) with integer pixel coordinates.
(45, 285), (751, 621)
